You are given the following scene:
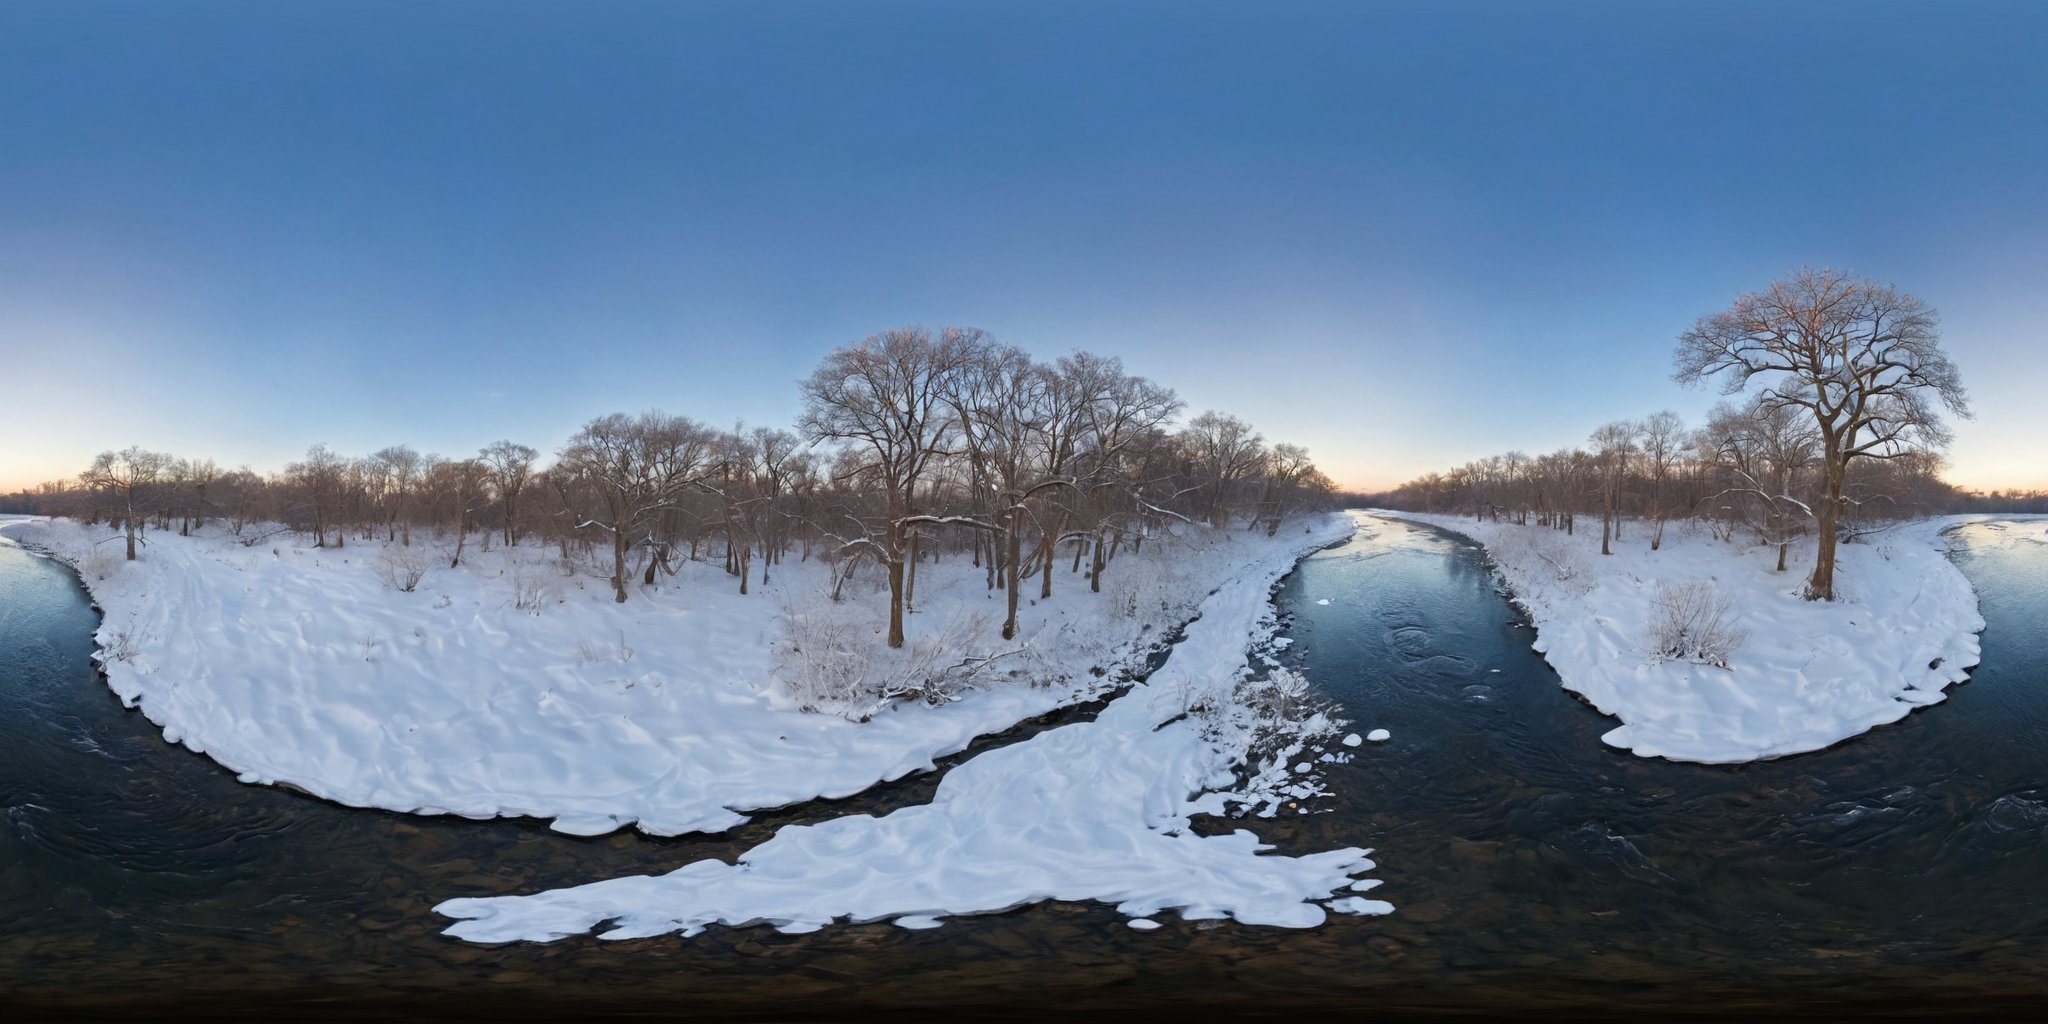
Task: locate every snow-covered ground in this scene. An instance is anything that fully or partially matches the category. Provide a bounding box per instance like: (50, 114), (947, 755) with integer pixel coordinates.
(1390, 510), (2001, 763)
(0, 515), (1351, 837)
(436, 512), (1389, 943)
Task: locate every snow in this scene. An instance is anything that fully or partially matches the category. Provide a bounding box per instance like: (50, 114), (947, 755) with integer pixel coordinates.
(1365, 728), (1391, 742)
(434, 512), (1390, 943)
(0, 515), (1349, 838)
(1341, 733), (1362, 747)
(1327, 896), (1397, 915)
(1392, 511), (2001, 763)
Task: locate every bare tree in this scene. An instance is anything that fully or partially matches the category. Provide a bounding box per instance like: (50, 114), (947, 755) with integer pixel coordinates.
(555, 411), (714, 602)
(748, 426), (805, 587)
(369, 445), (423, 544)
(1675, 267), (1969, 599)
(1703, 398), (1820, 571)
(426, 456), (490, 567)
(81, 447), (172, 560)
(1180, 411), (1266, 528)
(479, 440), (539, 547)
(1588, 419), (1639, 556)
(1639, 411), (1685, 549)
(1065, 353), (1180, 591)
(799, 326), (978, 648)
(285, 444), (349, 548)
(948, 341), (1065, 640)
(1254, 442), (1329, 535)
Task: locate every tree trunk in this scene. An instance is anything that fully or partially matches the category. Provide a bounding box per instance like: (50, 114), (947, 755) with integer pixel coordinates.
(886, 521), (907, 648)
(1040, 513), (1067, 600)
(985, 530), (998, 591)
(905, 529), (919, 613)
(1003, 520), (1022, 641)
(611, 529), (629, 603)
(1089, 531), (1105, 593)
(1807, 458), (1845, 601)
(1600, 482), (1613, 556)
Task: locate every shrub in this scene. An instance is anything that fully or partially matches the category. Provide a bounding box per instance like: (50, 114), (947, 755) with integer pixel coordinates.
(510, 563), (554, 613)
(81, 543), (123, 580)
(373, 543), (431, 592)
(1233, 666), (1341, 756)
(778, 594), (1012, 718)
(1645, 580), (1747, 669)
(1483, 526), (1595, 600)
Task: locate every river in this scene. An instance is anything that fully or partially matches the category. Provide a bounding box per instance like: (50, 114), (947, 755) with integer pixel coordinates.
(3, 513), (2045, 1017)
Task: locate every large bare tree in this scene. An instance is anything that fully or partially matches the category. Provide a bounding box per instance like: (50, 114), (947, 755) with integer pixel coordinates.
(557, 411), (713, 603)
(799, 326), (978, 648)
(1675, 267), (1969, 600)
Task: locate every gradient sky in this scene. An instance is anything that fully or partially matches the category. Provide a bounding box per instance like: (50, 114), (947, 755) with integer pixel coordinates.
(2, 0), (2044, 493)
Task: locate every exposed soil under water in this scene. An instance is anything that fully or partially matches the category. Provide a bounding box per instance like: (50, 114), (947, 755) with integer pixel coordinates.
(3, 514), (2045, 1018)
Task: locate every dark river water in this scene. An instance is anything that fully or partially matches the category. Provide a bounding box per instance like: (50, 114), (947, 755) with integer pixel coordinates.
(3, 513), (2046, 1019)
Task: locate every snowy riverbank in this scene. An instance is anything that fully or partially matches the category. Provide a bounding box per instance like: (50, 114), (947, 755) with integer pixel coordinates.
(436, 511), (1388, 942)
(1389, 511), (1995, 763)
(0, 513), (1354, 837)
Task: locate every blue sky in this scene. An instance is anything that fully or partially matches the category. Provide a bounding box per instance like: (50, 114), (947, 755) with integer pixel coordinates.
(2, 0), (2043, 491)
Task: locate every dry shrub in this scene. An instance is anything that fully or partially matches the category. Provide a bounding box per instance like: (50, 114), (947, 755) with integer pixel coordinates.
(779, 595), (1011, 718)
(1646, 580), (1747, 669)
(81, 543), (124, 581)
(1233, 666), (1341, 757)
(511, 562), (555, 612)
(374, 543), (431, 592)
(1485, 527), (1595, 599)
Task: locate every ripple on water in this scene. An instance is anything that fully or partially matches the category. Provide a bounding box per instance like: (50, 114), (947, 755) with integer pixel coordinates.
(1982, 793), (2048, 834)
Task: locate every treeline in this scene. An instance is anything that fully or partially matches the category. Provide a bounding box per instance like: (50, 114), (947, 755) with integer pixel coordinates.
(16, 327), (1336, 647)
(1369, 397), (2038, 567)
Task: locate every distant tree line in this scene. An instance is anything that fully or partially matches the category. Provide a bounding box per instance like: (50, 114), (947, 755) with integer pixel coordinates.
(12, 327), (1336, 647)
(1366, 404), (1963, 557)
(1367, 268), (2004, 603)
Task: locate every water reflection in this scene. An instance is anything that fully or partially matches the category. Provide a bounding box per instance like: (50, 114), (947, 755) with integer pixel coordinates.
(3, 514), (2047, 1016)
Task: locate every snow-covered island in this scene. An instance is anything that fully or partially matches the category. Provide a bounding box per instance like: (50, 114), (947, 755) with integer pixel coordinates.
(1390, 510), (1994, 763)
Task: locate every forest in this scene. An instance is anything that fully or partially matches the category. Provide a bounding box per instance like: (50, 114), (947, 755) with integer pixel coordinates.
(5, 326), (1336, 651)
